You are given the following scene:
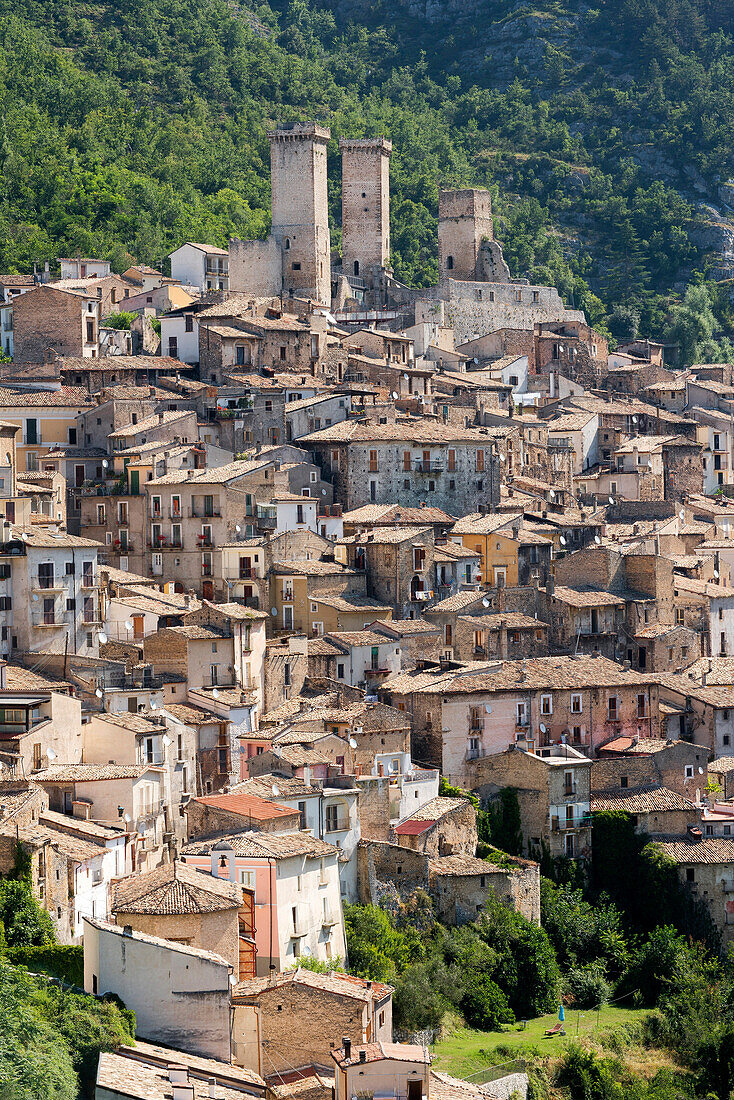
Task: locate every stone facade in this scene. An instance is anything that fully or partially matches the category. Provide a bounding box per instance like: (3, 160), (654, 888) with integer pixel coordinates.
(340, 139), (392, 278)
(270, 123), (331, 305)
(184, 798), (301, 841)
(13, 284), (99, 364)
(438, 189), (497, 283)
(592, 740), (709, 799)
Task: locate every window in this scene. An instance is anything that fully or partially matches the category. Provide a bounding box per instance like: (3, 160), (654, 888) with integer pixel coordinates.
(337, 662), (345, 679)
(516, 702), (528, 727)
(685, 765), (694, 779)
(413, 546), (426, 571)
(637, 693), (647, 718)
(280, 347), (286, 361)
(540, 694), (552, 715)
(476, 449), (485, 473)
(325, 804), (339, 831)
(86, 320), (95, 342)
(168, 336), (178, 357)
(571, 693), (582, 714)
(446, 255), (454, 270)
(608, 696), (618, 720)
(686, 867), (695, 882)
(676, 608), (685, 625)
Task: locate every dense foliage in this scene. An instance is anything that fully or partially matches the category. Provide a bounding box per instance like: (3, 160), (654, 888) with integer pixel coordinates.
(2, 0), (734, 349)
(0, 959), (134, 1100)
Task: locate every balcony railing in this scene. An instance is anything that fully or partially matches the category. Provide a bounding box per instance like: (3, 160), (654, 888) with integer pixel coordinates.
(190, 509), (221, 519)
(34, 574), (66, 591)
(202, 564), (213, 577)
(31, 610), (72, 628)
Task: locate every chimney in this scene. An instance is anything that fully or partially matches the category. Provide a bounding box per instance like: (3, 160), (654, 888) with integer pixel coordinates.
(303, 766), (312, 787)
(343, 1037), (352, 1060)
(377, 762), (384, 777)
(158, 411), (165, 423)
(208, 1081), (219, 1099)
(359, 1051), (367, 1064)
(687, 824), (703, 842)
(546, 575), (555, 599)
(122, 925), (133, 937)
(172, 1087), (194, 1100)
(168, 1066), (189, 1086)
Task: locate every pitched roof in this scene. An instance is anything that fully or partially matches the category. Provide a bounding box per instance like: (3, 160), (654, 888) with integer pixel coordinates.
(112, 860), (242, 915)
(655, 836), (734, 864)
(34, 763), (162, 782)
(547, 585), (626, 608)
(84, 916), (231, 966)
(181, 830), (339, 860)
(429, 853), (505, 876)
(302, 418), (506, 445)
(109, 411), (195, 439)
(189, 791), (298, 822)
(592, 786), (698, 814)
(96, 1044), (264, 1100)
(383, 655), (654, 695)
(451, 512), (521, 536)
(332, 1042), (429, 1069)
(233, 967), (392, 1003)
(394, 797), (469, 834)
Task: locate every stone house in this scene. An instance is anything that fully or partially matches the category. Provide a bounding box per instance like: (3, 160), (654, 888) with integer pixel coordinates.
(540, 580), (626, 659)
(473, 744), (592, 861)
(268, 558), (370, 635)
(654, 833), (734, 947)
(198, 309), (317, 384)
(392, 795), (477, 857)
(84, 917), (234, 1060)
(654, 673), (734, 756)
(302, 414), (501, 516)
(96, 1041), (267, 1100)
(183, 790), (302, 840)
(533, 320), (608, 389)
(591, 786), (699, 837)
(11, 284), (101, 364)
(357, 838), (541, 926)
(593, 736), (708, 799)
(231, 968), (393, 1076)
(450, 612), (548, 663)
(110, 859), (254, 979)
(371, 618), (442, 665)
(338, 525), (437, 617)
(264, 634), (309, 711)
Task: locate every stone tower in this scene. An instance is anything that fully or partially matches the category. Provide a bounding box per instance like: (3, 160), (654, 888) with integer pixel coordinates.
(339, 138), (392, 279)
(437, 188), (495, 282)
(268, 122), (331, 305)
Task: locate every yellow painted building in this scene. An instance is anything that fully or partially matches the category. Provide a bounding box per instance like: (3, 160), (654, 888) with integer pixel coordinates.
(0, 387), (92, 474)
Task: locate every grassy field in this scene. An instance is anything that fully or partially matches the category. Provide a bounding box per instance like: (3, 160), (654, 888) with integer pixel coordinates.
(430, 1006), (650, 1077)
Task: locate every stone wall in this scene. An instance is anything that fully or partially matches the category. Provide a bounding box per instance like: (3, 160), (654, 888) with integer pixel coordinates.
(228, 237), (282, 298)
(184, 798), (301, 840)
(14, 285), (87, 363)
(341, 139), (391, 275)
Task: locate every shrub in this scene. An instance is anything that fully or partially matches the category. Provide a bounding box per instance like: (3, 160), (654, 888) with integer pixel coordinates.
(8, 945), (83, 987)
(461, 973), (515, 1031)
(564, 964), (611, 1009)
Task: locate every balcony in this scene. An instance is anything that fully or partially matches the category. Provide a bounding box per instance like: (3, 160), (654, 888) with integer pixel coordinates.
(190, 509), (221, 519)
(202, 564), (213, 577)
(31, 610), (71, 628)
(322, 910), (338, 928)
(197, 535), (214, 549)
(414, 460), (445, 474)
(81, 574), (96, 589)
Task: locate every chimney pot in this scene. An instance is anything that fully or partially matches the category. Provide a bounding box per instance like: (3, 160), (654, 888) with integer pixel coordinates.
(343, 1037), (352, 1060)
(122, 924), (133, 937)
(359, 1050), (367, 1063)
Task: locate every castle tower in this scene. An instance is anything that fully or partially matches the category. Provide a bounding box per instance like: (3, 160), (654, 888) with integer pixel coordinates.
(339, 138), (392, 279)
(438, 188), (494, 282)
(268, 122), (331, 305)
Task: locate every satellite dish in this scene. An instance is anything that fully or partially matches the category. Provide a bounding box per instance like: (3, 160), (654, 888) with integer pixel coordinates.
(403, 374), (409, 381)
(349, 737), (358, 748)
(632, 415), (638, 423)
(212, 688), (220, 699)
(31, 593), (38, 602)
(162, 734), (172, 746)
(95, 688), (103, 698)
(594, 535), (601, 545)
(699, 767), (704, 774)
(123, 812), (132, 824)
(391, 391), (399, 400)
(124, 620), (133, 631)
(549, 490), (555, 499)
(150, 700), (158, 710)
(271, 607), (277, 616)
(235, 524), (241, 533)
(98, 631), (108, 644)
(473, 357), (479, 364)
(608, 496), (614, 505)
(715, 570), (720, 579)
(560, 536), (567, 546)
(272, 783), (281, 796)
(539, 723), (547, 733)
(679, 510), (685, 520)
(102, 459), (109, 469)
(21, 532), (28, 542)
(46, 747), (56, 761)
(499, 453), (506, 462)
(322, 488), (327, 495)
(485, 704), (492, 714)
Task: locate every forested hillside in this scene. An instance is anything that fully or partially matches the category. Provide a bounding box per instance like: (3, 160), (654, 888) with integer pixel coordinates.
(2, 0), (734, 341)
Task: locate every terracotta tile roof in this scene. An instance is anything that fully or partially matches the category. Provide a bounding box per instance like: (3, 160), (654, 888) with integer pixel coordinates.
(332, 1042), (429, 1068)
(547, 585), (626, 608)
(190, 791), (298, 822)
(271, 560), (361, 577)
(680, 657), (734, 686)
(34, 763), (162, 782)
(425, 590), (488, 613)
(302, 418), (507, 445)
(355, 525), (432, 545)
(148, 459), (264, 487)
(181, 830), (339, 860)
(109, 411), (194, 438)
(233, 966), (392, 1002)
(4, 666), (72, 692)
(655, 836), (734, 864)
(430, 1070), (488, 1100)
(163, 703), (219, 725)
(396, 796), (469, 832)
(0, 386), (92, 406)
(0, 818), (103, 862)
(451, 512), (521, 536)
(163, 624), (230, 641)
(96, 711), (162, 734)
(373, 618), (440, 636)
(383, 655), (654, 695)
(592, 786), (697, 813)
(232, 775), (321, 800)
(112, 860), (242, 915)
(313, 593), (392, 614)
(710, 756), (734, 774)
(182, 242), (229, 255)
(108, 1041), (265, 1092)
(429, 854), (507, 876)
(655, 673), (734, 707)
(276, 745), (332, 767)
(598, 736), (678, 755)
(39, 810), (123, 840)
(200, 600), (268, 622)
(343, 504), (454, 526)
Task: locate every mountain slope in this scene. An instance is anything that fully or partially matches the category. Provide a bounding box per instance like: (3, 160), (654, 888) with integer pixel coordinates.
(2, 0), (734, 342)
